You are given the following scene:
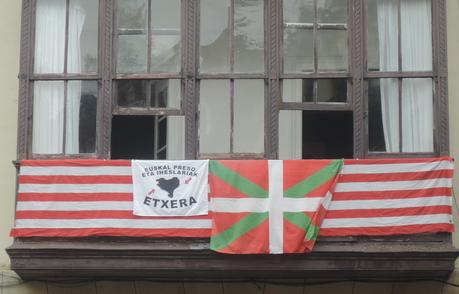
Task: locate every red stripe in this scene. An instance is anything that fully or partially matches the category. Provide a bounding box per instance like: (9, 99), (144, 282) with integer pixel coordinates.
(19, 175), (133, 184)
(339, 170), (454, 183)
(344, 157), (453, 165)
(21, 160), (131, 167)
(10, 228), (211, 238)
(319, 223), (454, 237)
(326, 206), (452, 219)
(333, 187), (452, 201)
(18, 193), (133, 202)
(15, 210), (212, 220)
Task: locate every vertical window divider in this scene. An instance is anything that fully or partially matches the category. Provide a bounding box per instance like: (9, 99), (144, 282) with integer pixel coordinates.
(147, 0), (152, 73)
(398, 78), (403, 152)
(64, 0), (70, 75)
(230, 79), (234, 153)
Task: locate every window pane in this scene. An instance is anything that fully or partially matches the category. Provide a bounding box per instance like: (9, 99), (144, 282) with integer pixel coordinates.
(117, 80), (147, 107)
(117, 0), (148, 30)
(32, 81), (65, 154)
(199, 80), (231, 153)
(283, 0), (314, 23)
(151, 0), (181, 72)
(234, 80), (264, 153)
(234, 0), (264, 73)
(401, 0), (432, 71)
(368, 79), (400, 152)
(200, 0), (230, 73)
(279, 110), (303, 159)
(35, 0), (66, 73)
(66, 81), (97, 154)
(317, 30), (347, 71)
(317, 0), (347, 23)
(282, 79), (313, 102)
(68, 0), (99, 73)
(401, 78), (433, 152)
(284, 28), (314, 73)
(317, 79), (347, 103)
(166, 116), (185, 160)
(151, 79), (181, 108)
(117, 35), (148, 73)
(367, 0), (398, 72)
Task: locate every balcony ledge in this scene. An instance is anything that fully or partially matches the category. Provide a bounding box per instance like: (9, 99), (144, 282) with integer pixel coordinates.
(7, 234), (459, 282)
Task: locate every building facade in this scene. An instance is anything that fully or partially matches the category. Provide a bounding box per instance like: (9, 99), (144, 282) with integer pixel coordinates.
(2, 0), (459, 293)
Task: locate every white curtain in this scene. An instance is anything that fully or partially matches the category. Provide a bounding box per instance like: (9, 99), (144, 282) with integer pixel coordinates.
(66, 2), (86, 154)
(377, 0), (399, 152)
(377, 0), (433, 152)
(400, 0), (433, 152)
(33, 0), (86, 154)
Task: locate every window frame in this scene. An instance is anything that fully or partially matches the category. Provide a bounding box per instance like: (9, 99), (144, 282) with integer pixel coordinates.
(16, 0), (450, 160)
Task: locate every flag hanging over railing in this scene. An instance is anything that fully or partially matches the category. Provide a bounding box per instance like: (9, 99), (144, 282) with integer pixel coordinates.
(209, 159), (343, 254)
(11, 157), (454, 249)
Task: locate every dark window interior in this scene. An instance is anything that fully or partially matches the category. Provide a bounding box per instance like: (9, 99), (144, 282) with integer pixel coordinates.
(302, 111), (353, 159)
(111, 116), (167, 159)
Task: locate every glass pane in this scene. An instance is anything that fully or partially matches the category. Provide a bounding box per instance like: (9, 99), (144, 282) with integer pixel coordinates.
(68, 0), (98, 73)
(117, 35), (148, 73)
(279, 110), (303, 159)
(234, 0), (264, 73)
(317, 0), (347, 23)
(283, 0), (314, 23)
(234, 80), (264, 153)
(166, 116), (185, 160)
(32, 81), (65, 154)
(199, 80), (231, 153)
(151, 0), (181, 72)
(317, 30), (347, 71)
(401, 0), (432, 71)
(401, 78), (433, 152)
(117, 0), (148, 30)
(317, 79), (347, 102)
(35, 0), (66, 73)
(284, 28), (314, 73)
(368, 79), (400, 152)
(66, 81), (97, 154)
(282, 79), (313, 102)
(200, 0), (230, 73)
(367, 0), (398, 72)
(151, 79), (181, 108)
(117, 80), (147, 107)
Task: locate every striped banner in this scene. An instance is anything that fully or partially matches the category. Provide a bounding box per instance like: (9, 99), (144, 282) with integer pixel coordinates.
(11, 160), (211, 238)
(10, 157), (454, 239)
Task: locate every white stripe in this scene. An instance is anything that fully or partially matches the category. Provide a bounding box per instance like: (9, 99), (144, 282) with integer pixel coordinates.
(281, 197), (322, 212)
(329, 196), (452, 210)
(15, 219), (212, 229)
(20, 166), (131, 176)
(335, 178), (452, 192)
(18, 183), (133, 193)
(17, 201), (132, 211)
(342, 160), (453, 174)
(210, 198), (269, 213)
(268, 160), (283, 254)
(210, 197), (322, 213)
(322, 214), (452, 228)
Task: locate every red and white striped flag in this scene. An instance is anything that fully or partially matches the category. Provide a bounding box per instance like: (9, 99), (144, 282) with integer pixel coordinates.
(11, 160), (211, 238)
(11, 157), (454, 239)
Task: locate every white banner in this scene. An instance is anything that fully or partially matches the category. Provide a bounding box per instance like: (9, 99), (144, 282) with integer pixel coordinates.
(132, 160), (209, 216)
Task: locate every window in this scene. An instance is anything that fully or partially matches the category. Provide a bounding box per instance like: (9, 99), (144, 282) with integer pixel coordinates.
(30, 0), (99, 156)
(17, 0), (449, 160)
(366, 0), (435, 154)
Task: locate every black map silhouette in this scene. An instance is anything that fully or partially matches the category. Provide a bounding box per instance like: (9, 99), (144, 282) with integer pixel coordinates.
(156, 177), (180, 198)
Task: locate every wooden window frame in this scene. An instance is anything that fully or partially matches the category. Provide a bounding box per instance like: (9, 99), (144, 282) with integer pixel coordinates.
(16, 0), (450, 160)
